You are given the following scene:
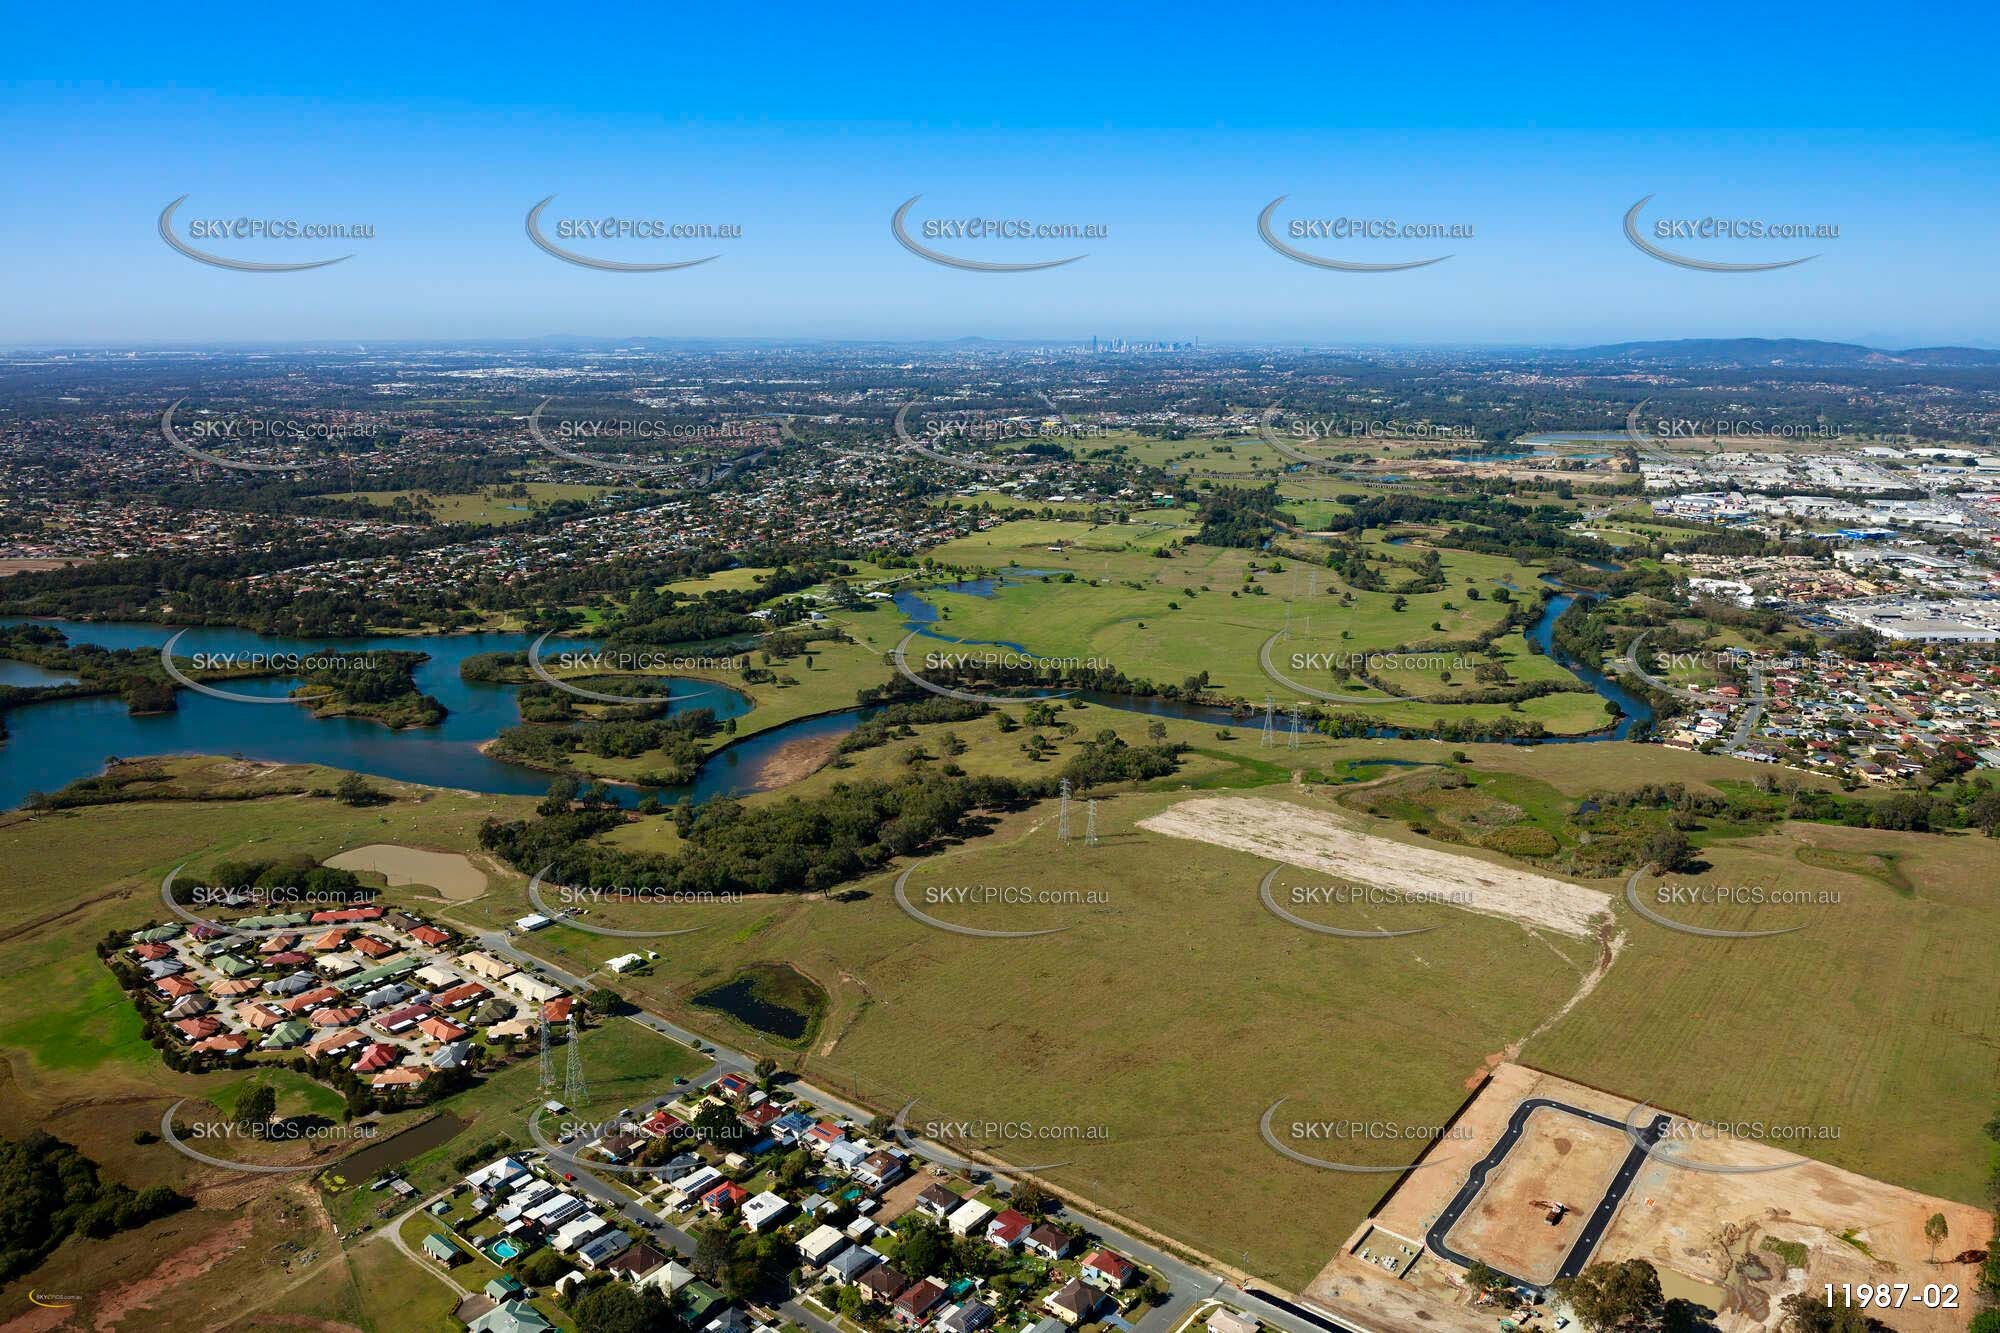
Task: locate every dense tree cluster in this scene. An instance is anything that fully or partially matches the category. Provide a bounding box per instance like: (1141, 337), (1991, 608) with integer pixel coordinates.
(0, 1134), (190, 1283)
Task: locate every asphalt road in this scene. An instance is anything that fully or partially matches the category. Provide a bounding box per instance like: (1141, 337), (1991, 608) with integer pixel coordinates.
(1424, 1097), (1669, 1293)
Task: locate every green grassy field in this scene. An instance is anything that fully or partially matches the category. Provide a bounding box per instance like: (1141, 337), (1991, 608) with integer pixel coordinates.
(842, 521), (1610, 734)
(331, 483), (620, 525)
(6, 726), (1996, 1302)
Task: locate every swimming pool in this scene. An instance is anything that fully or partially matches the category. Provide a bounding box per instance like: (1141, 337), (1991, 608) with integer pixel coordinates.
(489, 1238), (522, 1261)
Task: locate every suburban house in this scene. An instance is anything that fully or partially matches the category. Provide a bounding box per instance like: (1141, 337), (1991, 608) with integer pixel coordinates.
(469, 1301), (556, 1333)
(938, 1300), (996, 1333)
(1080, 1248), (1137, 1290)
(915, 1183), (960, 1220)
(986, 1209), (1031, 1248)
(826, 1245), (881, 1284)
(798, 1224), (849, 1267)
(741, 1191), (790, 1232)
(699, 1180), (749, 1215)
(893, 1277), (950, 1327)
(1023, 1224), (1074, 1260)
(420, 1233), (462, 1267)
(946, 1198), (994, 1236)
(855, 1149), (908, 1189)
(860, 1264), (912, 1305)
(1044, 1279), (1102, 1326)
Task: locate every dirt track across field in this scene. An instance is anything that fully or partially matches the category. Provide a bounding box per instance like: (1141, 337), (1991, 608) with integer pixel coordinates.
(1139, 795), (1610, 938)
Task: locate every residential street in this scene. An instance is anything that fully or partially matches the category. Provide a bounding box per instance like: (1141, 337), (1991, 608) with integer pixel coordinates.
(471, 926), (1377, 1333)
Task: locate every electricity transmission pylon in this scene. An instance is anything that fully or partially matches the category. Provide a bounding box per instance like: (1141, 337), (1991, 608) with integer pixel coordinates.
(538, 1015), (554, 1090)
(564, 1018), (588, 1106)
(1058, 777), (1073, 842)
(1085, 799), (1099, 847)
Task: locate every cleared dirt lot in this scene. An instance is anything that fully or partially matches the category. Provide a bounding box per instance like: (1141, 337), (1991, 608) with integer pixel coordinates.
(1139, 795), (1610, 938)
(1441, 1103), (1632, 1284)
(1305, 1064), (1993, 1333)
(325, 843), (487, 899)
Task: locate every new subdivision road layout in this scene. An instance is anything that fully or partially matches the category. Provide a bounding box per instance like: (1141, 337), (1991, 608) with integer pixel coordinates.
(468, 928), (1378, 1333)
(1425, 1097), (1670, 1294)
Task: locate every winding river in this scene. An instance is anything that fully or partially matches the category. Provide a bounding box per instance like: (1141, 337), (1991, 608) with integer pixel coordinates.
(0, 561), (1649, 811)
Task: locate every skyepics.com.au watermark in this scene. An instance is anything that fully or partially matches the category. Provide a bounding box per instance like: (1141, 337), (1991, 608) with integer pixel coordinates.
(548, 417), (769, 443)
(892, 635), (1096, 705)
(920, 1118), (1111, 1145)
(186, 650), (385, 673)
(1622, 635), (1787, 707)
(1658, 1117), (1841, 1148)
(527, 632), (703, 706)
(1285, 883), (1474, 909)
(1288, 650), (1474, 674)
(161, 1099), (379, 1174)
(892, 195), (1100, 272)
(1276, 416), (1478, 442)
(922, 648), (1108, 675)
(1258, 1098), (1468, 1173)
(548, 885), (746, 908)
(1638, 416), (1839, 441)
(526, 866), (715, 940)
(893, 867), (1084, 940)
(550, 648), (747, 674)
(181, 882), (378, 908)
(924, 415), (1106, 443)
(159, 196), (370, 272)
(1282, 1118), (1476, 1144)
(1257, 868), (1447, 940)
(526, 195), (739, 272)
(921, 884), (1109, 909)
(1623, 195), (1834, 272)
(179, 1118), (380, 1144)
(160, 400), (384, 472)
(1257, 196), (1466, 272)
(526, 398), (771, 481)
(1654, 883), (1840, 909)
(180, 418), (382, 443)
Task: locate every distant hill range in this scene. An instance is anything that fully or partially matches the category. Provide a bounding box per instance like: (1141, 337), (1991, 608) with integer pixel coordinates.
(1571, 338), (2000, 368)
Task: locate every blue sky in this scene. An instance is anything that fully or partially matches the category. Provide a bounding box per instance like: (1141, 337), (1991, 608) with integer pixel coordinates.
(5, 2), (1996, 347)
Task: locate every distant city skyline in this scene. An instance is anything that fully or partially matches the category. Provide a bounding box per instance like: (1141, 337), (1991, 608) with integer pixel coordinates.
(5, 2), (1996, 346)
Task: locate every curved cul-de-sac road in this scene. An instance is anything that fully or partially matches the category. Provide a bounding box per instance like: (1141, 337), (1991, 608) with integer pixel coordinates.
(1424, 1097), (1670, 1294)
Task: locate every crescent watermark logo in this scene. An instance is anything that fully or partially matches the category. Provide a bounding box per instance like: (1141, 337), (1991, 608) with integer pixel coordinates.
(159, 629), (321, 706)
(158, 863), (361, 938)
(524, 1105), (700, 1180)
(524, 195), (722, 272)
(1621, 865), (1805, 941)
(1258, 631), (1415, 705)
(889, 1099), (1070, 1173)
(890, 195), (1089, 272)
(160, 1100), (323, 1174)
(525, 865), (708, 939)
(1620, 1101), (1805, 1175)
(889, 630), (1072, 706)
(526, 397), (774, 483)
(1256, 405), (1336, 469)
(526, 630), (698, 706)
(1622, 195), (1820, 273)
(27, 1292), (80, 1309)
(1256, 867), (1441, 940)
(160, 399), (310, 473)
(1256, 196), (1452, 272)
(1618, 631), (1779, 708)
(892, 400), (1045, 474)
(892, 867), (1072, 940)
(1257, 1099), (1454, 1173)
(157, 196), (353, 272)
